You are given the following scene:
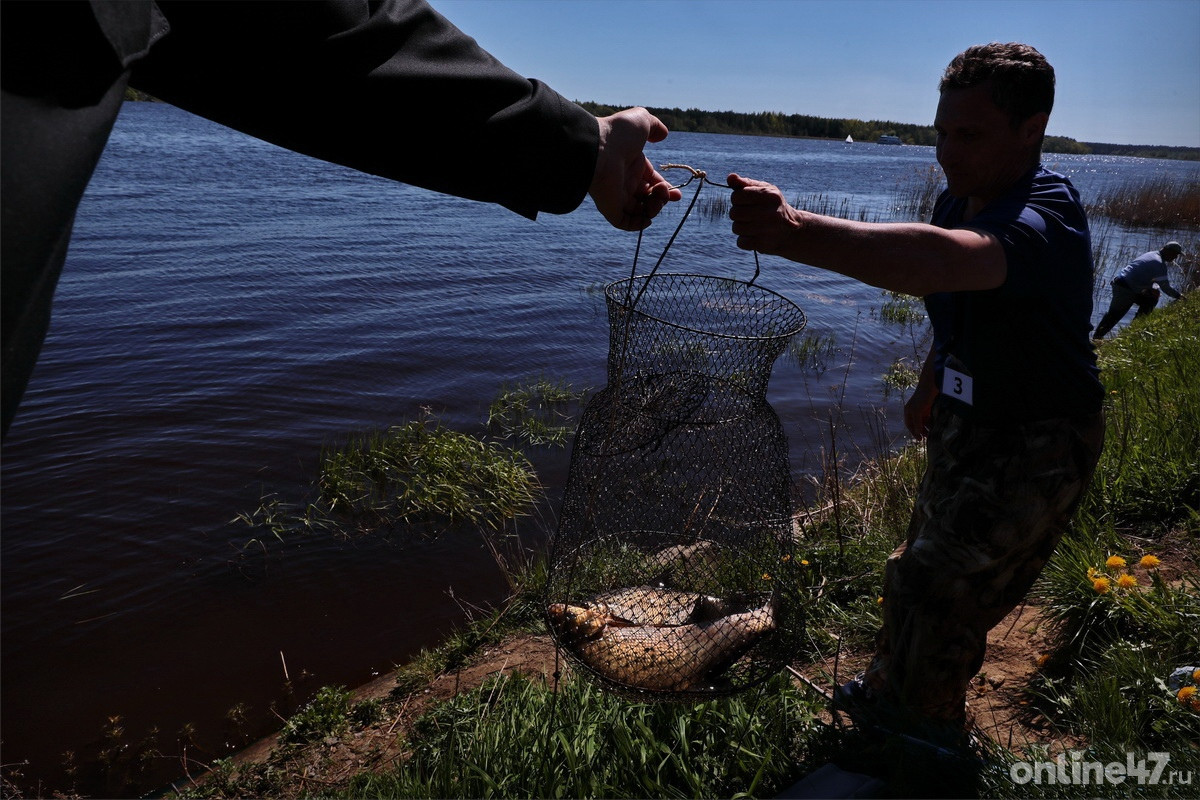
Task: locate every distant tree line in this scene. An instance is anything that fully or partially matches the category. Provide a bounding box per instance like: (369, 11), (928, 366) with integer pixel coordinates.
(119, 90), (1196, 162)
(579, 101), (1198, 162)
(1080, 142), (1200, 162)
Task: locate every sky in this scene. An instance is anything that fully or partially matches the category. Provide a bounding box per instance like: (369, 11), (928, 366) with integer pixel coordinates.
(434, 0), (1200, 148)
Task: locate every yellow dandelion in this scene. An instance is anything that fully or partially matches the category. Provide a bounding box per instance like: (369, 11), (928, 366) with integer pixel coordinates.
(1087, 567), (1098, 580)
(761, 572), (772, 581)
(1105, 555), (1127, 570)
(876, 596), (884, 605)
(1193, 668), (1200, 683)
(801, 559), (810, 566)
(1138, 555), (1161, 569)
(780, 554), (792, 563)
(1036, 653), (1051, 668)
(1116, 574), (1138, 590)
(1093, 576), (1112, 594)
(1178, 686), (1198, 705)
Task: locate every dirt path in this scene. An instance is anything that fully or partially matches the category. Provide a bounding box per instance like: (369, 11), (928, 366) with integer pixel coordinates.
(171, 526), (1200, 797)
(180, 595), (1082, 798)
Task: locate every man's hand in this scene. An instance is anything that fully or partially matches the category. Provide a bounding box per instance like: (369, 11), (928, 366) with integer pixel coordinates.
(904, 352), (939, 440)
(904, 381), (938, 440)
(589, 108), (681, 231)
(727, 173), (803, 257)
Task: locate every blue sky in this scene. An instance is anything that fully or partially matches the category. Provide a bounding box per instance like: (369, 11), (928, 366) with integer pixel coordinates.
(434, 0), (1200, 148)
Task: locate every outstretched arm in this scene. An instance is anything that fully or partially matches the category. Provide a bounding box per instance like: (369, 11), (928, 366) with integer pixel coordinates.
(1158, 279), (1182, 300)
(133, 1), (669, 222)
(726, 173), (1007, 297)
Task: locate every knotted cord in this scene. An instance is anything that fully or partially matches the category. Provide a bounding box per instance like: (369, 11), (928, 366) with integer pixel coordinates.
(615, 164), (762, 384)
(625, 164), (761, 313)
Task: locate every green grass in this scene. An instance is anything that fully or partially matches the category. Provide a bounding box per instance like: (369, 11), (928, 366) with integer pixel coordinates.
(487, 377), (588, 448)
(181, 288), (1200, 800)
(1012, 296), (1200, 797)
(891, 164), (945, 220)
(791, 192), (883, 222)
(784, 331), (838, 374)
(346, 672), (821, 800)
(1085, 295), (1200, 525)
(1087, 174), (1200, 228)
(1035, 537), (1199, 671)
(790, 296), (1200, 797)
(390, 572), (552, 698)
(279, 686), (353, 746)
(318, 417), (540, 533)
(232, 412), (542, 543)
(790, 439), (927, 657)
(881, 356), (920, 399)
(878, 293), (925, 326)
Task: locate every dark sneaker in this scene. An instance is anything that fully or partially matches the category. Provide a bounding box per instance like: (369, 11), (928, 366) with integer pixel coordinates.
(832, 673), (874, 705)
(832, 673), (887, 733)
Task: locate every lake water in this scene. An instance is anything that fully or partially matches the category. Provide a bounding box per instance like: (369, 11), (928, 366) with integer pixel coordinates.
(2, 102), (1196, 795)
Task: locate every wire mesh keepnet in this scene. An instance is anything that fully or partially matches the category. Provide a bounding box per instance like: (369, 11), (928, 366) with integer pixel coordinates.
(546, 173), (808, 700)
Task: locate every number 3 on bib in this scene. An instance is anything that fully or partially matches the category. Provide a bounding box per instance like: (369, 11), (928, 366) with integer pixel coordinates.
(942, 366), (974, 406)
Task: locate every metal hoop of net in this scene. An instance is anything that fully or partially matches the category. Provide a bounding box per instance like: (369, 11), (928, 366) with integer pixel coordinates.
(546, 168), (808, 701)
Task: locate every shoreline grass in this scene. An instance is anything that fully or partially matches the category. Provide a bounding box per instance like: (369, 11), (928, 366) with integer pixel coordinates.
(21, 174), (1198, 800)
(169, 178), (1198, 800)
(350, 672), (821, 800)
(1087, 174), (1200, 229)
(162, 298), (1200, 800)
(166, 296), (1200, 800)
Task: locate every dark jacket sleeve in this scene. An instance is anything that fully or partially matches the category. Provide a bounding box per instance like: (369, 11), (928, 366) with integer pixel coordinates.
(130, 0), (599, 218)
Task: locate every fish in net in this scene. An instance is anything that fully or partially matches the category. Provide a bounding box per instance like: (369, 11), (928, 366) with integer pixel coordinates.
(546, 256), (807, 700)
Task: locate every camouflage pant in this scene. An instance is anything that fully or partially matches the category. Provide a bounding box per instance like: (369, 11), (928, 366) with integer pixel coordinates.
(864, 401), (1105, 727)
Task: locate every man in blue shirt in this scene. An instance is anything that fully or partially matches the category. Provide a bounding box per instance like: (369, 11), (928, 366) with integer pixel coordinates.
(1093, 242), (1184, 338)
(727, 43), (1105, 766)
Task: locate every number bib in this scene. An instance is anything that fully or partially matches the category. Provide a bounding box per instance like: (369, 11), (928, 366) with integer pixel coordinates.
(942, 366), (974, 406)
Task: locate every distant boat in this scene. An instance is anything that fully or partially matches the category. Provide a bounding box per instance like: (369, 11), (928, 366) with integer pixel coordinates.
(845, 135), (854, 143)
(877, 134), (903, 145)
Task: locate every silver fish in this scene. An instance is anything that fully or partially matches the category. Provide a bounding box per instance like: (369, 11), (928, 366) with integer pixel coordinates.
(547, 596), (776, 692)
(650, 541), (725, 574)
(584, 585), (743, 627)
